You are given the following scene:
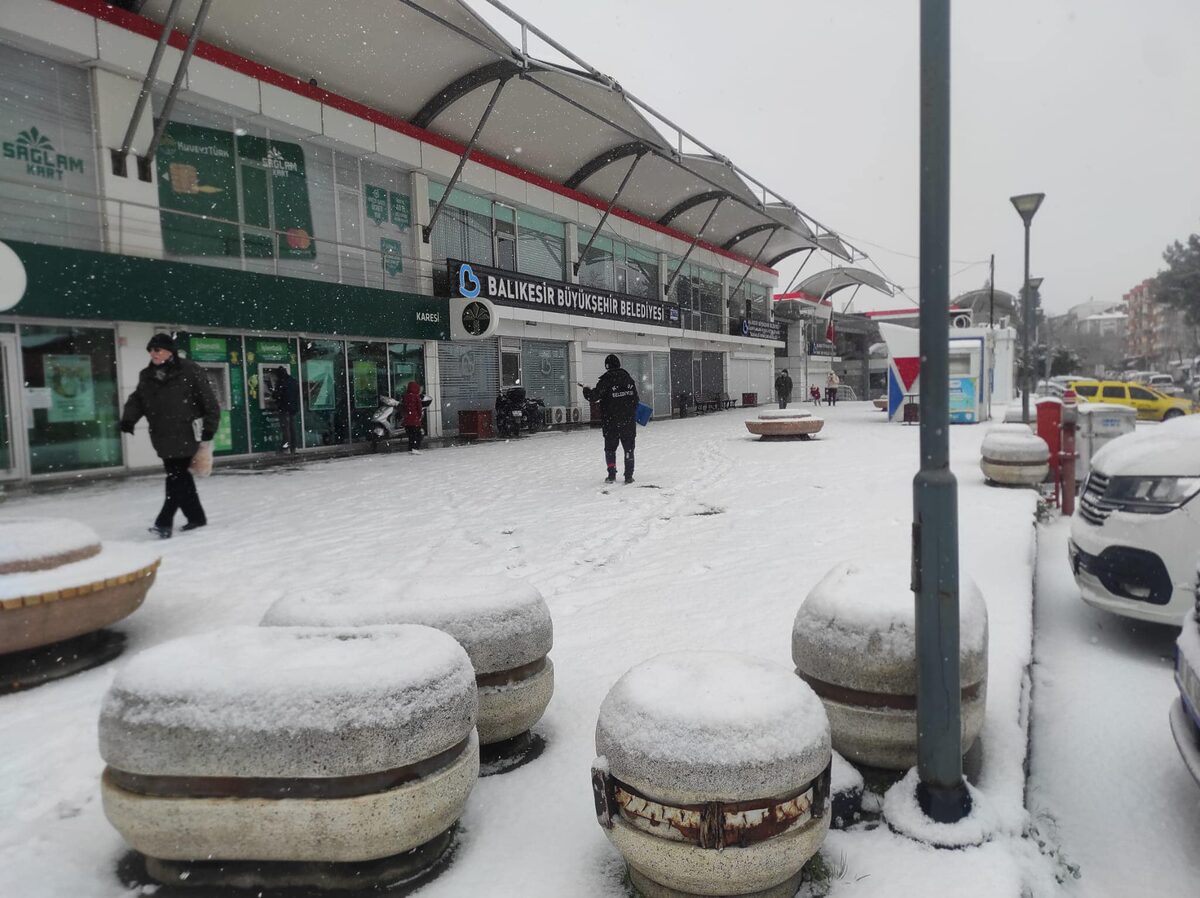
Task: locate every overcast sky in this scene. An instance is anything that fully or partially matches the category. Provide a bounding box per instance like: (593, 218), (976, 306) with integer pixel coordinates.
(473, 0), (1200, 315)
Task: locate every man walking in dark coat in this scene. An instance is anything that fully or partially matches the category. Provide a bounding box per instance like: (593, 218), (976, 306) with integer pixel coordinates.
(582, 354), (639, 484)
(270, 366), (300, 454)
(775, 368), (793, 409)
(120, 334), (221, 538)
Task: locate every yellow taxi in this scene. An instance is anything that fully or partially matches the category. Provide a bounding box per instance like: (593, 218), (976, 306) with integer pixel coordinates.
(1069, 379), (1197, 421)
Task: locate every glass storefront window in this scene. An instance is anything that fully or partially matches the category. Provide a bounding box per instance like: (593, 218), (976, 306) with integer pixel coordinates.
(387, 343), (426, 396)
(246, 336), (298, 453)
(20, 325), (122, 475)
(347, 341), (388, 443)
(177, 332), (249, 456)
(300, 339), (349, 448)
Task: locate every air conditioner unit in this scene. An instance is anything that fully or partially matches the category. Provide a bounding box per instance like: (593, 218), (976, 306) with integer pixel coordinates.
(548, 406), (566, 426)
(569, 406), (582, 423)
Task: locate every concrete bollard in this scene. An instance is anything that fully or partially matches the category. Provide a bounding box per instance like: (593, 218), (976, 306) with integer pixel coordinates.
(980, 425), (1050, 486)
(0, 519), (159, 691)
(745, 409), (825, 440)
(262, 575), (553, 770)
(792, 562), (988, 771)
(593, 652), (831, 898)
(100, 625), (478, 890)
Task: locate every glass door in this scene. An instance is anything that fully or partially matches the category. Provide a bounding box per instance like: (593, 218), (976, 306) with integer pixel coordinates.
(0, 333), (26, 480)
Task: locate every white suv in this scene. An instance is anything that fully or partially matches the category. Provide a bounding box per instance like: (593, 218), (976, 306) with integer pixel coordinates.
(1170, 566), (1200, 785)
(1069, 415), (1200, 625)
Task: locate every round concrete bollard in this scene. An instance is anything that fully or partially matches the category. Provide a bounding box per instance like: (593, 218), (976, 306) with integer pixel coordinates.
(1001, 405), (1035, 425)
(745, 409), (825, 440)
(593, 652), (831, 898)
(100, 624), (478, 890)
(261, 575), (553, 767)
(792, 562), (988, 771)
(0, 519), (159, 691)
(980, 426), (1049, 486)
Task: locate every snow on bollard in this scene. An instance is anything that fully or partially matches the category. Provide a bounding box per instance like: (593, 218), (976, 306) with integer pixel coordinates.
(0, 519), (159, 691)
(744, 408), (825, 440)
(980, 425), (1050, 486)
(99, 625), (478, 891)
(792, 562), (988, 772)
(262, 575), (553, 774)
(1001, 405), (1034, 425)
(592, 652), (831, 898)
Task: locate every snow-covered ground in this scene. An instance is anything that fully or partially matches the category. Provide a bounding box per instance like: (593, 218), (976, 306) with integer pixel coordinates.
(1, 403), (1061, 896)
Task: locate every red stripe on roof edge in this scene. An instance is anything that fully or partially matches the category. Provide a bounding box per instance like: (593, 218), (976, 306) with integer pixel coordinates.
(772, 291), (831, 306)
(864, 306), (964, 318)
(50, 0), (777, 276)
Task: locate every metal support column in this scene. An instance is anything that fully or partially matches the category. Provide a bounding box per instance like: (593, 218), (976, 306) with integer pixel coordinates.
(111, 0), (183, 177)
(913, 0), (970, 824)
(574, 148), (646, 275)
(663, 197), (724, 298)
(781, 248), (816, 295)
(728, 227), (778, 301)
(423, 77), (510, 243)
(139, 0), (214, 180)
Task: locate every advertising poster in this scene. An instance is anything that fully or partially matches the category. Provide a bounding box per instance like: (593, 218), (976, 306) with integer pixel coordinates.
(43, 354), (95, 423)
(365, 185), (389, 226)
(352, 360), (378, 408)
(237, 135), (316, 259)
(189, 336), (228, 362)
(214, 410), (233, 452)
(949, 376), (978, 423)
(305, 359), (336, 410)
(155, 122), (239, 257)
(390, 191), (411, 229)
(381, 237), (403, 276)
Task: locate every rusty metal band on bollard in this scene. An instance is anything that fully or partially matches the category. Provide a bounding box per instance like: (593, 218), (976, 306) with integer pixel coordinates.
(105, 736), (472, 800)
(592, 763), (830, 849)
(474, 656), (546, 688)
(797, 671), (982, 711)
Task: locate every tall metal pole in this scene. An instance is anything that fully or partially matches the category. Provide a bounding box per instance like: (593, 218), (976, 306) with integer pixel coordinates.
(1021, 221), (1032, 423)
(988, 253), (995, 327)
(914, 0), (970, 823)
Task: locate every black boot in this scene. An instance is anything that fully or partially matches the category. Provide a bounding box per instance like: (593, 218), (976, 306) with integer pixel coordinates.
(605, 470), (617, 483)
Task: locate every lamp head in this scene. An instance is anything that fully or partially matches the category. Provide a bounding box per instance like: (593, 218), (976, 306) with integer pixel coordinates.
(1010, 192), (1045, 224)
(1029, 277), (1044, 291)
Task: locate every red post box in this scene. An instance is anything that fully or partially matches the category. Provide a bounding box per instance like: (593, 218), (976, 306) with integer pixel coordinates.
(1036, 398), (1062, 483)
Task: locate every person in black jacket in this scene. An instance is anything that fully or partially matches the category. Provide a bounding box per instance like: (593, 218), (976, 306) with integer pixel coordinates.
(582, 354), (639, 484)
(120, 334), (221, 538)
(775, 368), (793, 409)
(270, 366), (301, 454)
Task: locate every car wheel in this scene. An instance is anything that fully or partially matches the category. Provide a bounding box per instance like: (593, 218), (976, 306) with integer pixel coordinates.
(1163, 409), (1183, 420)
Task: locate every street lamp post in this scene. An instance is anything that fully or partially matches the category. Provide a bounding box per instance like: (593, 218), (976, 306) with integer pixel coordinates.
(1010, 193), (1045, 423)
(1027, 276), (1044, 380)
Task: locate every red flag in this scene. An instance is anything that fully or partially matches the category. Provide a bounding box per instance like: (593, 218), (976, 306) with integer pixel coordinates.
(825, 316), (836, 342)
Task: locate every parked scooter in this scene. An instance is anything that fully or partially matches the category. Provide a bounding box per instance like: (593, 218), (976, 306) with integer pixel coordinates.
(368, 392), (430, 450)
(495, 386), (545, 437)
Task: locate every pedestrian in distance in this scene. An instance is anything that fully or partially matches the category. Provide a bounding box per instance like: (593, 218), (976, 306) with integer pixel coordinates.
(825, 370), (840, 406)
(401, 380), (427, 452)
(120, 333), (220, 538)
(270, 366), (300, 454)
(581, 354), (639, 484)
(775, 368), (793, 409)
(809, 383), (822, 406)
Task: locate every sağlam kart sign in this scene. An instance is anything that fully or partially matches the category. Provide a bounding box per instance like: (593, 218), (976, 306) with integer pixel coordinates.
(3, 127), (85, 180)
(448, 260), (680, 328)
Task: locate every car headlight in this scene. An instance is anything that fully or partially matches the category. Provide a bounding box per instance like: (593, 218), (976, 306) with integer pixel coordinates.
(1104, 476), (1200, 513)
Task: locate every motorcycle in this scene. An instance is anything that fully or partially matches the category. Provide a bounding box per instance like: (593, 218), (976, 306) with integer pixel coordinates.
(367, 392), (430, 450)
(495, 386), (545, 437)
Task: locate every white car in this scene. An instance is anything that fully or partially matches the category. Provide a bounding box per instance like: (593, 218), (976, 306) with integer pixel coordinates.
(1068, 415), (1200, 626)
(1170, 566), (1200, 786)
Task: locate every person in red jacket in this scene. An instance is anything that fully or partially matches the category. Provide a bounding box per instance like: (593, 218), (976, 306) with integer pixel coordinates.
(401, 381), (427, 452)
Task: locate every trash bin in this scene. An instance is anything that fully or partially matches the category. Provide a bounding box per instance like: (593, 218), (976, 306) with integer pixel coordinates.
(741, 392), (757, 408)
(458, 409), (494, 441)
(1077, 404), (1136, 481)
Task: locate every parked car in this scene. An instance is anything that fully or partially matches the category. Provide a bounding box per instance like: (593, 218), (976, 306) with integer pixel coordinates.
(1069, 379), (1196, 421)
(1169, 565), (1200, 786)
(1145, 373), (1182, 396)
(1068, 415), (1200, 626)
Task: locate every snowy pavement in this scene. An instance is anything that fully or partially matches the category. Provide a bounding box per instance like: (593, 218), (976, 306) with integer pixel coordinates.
(0, 402), (1060, 896)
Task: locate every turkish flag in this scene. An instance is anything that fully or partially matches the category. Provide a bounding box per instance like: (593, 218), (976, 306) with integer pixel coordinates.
(825, 317), (836, 342)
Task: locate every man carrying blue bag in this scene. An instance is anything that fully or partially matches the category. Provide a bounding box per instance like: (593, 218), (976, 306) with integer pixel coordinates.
(581, 353), (642, 484)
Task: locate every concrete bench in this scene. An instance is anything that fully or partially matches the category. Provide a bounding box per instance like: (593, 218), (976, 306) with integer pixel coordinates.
(100, 624), (478, 889)
(593, 651), (831, 897)
(745, 409), (825, 439)
(980, 425), (1050, 486)
(792, 561), (988, 771)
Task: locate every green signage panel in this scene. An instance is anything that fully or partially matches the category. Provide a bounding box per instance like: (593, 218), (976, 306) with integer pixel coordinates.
(389, 192), (411, 229)
(381, 237), (403, 276)
(188, 336), (228, 361)
(365, 185), (389, 226)
(255, 341), (292, 363)
(156, 122), (239, 257)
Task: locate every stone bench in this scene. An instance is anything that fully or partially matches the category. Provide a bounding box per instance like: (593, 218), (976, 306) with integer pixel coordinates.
(1, 519), (159, 689)
(873, 397), (887, 411)
(980, 425), (1050, 486)
(263, 575), (553, 771)
(745, 409), (825, 440)
(100, 625), (478, 890)
(593, 651), (831, 898)
(792, 561), (988, 771)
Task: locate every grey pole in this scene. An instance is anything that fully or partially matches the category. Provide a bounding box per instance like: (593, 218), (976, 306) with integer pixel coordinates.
(1021, 221), (1031, 423)
(114, 0), (184, 173)
(988, 253), (995, 327)
(914, 0), (971, 823)
(574, 149), (646, 275)
(141, 0), (214, 173)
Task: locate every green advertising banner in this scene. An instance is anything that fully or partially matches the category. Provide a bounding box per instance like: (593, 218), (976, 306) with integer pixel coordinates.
(389, 192), (411, 229)
(43, 354), (95, 423)
(156, 122), (239, 257)
(236, 135), (316, 259)
(188, 336), (228, 362)
(254, 341), (292, 363)
(365, 185), (389, 226)
(214, 409), (233, 452)
(305, 358), (336, 409)
(381, 237), (403, 277)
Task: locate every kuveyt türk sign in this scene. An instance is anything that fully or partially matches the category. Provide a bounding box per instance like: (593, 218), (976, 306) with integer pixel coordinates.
(447, 260), (679, 328)
(730, 317), (785, 342)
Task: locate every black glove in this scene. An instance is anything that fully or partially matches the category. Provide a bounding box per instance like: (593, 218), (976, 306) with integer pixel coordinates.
(200, 430), (215, 442)
(119, 421), (135, 435)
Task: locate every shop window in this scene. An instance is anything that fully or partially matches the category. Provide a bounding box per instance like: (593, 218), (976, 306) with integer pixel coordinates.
(501, 348), (522, 388)
(347, 341), (388, 443)
(521, 341), (569, 406)
(20, 325), (122, 475)
(517, 209), (564, 280)
(579, 231), (655, 298)
(388, 343), (426, 396)
(494, 203), (517, 271)
(300, 339), (349, 448)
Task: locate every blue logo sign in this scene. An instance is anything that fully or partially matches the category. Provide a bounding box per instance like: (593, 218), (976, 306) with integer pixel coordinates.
(458, 263), (481, 298)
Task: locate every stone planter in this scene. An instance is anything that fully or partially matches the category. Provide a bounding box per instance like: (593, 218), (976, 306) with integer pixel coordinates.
(100, 625), (478, 889)
(980, 426), (1049, 486)
(873, 397), (887, 410)
(1, 519), (159, 689)
(745, 409), (825, 440)
(593, 652), (831, 897)
(262, 575), (553, 757)
(792, 562), (988, 771)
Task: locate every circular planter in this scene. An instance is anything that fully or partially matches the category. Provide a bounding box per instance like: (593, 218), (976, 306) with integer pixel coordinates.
(262, 575), (553, 756)
(980, 427), (1049, 486)
(100, 625), (478, 888)
(1, 519), (159, 689)
(593, 652), (830, 897)
(873, 398), (887, 411)
(745, 410), (825, 440)
(792, 562), (988, 771)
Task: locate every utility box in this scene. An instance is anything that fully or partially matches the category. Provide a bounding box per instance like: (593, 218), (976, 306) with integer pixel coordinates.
(457, 410), (494, 441)
(1076, 404), (1136, 481)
